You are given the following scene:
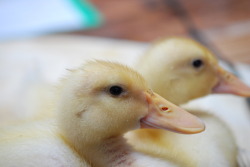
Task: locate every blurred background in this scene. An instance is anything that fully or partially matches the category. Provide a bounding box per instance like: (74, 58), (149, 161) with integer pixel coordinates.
(76, 0), (250, 64)
(1, 0), (250, 63)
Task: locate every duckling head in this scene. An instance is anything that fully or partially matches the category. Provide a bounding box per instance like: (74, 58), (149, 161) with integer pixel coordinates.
(56, 61), (205, 147)
(137, 37), (250, 105)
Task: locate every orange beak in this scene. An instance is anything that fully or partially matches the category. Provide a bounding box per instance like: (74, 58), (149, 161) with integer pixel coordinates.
(140, 91), (205, 134)
(212, 67), (250, 97)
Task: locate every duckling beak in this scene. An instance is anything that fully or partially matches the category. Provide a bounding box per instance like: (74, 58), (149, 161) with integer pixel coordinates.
(212, 67), (250, 97)
(140, 92), (205, 134)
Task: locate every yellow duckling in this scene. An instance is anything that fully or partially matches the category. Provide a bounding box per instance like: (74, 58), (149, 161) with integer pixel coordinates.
(125, 38), (250, 167)
(0, 61), (205, 167)
(136, 37), (250, 105)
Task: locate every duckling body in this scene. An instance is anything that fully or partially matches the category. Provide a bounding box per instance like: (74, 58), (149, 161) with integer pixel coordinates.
(0, 119), (178, 167)
(126, 37), (250, 167)
(0, 61), (204, 167)
(0, 119), (87, 167)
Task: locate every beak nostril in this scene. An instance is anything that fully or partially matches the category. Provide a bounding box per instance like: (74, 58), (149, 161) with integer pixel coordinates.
(162, 107), (168, 110)
(161, 106), (171, 113)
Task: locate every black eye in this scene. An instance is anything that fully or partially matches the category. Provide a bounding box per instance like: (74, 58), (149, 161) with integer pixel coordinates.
(109, 86), (123, 96)
(192, 59), (203, 68)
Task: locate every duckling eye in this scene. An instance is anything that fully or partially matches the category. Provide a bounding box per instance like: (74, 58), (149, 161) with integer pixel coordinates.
(109, 86), (123, 96)
(192, 59), (203, 68)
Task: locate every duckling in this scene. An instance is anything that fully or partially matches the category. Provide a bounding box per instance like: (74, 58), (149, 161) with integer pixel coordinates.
(136, 37), (250, 105)
(0, 61), (205, 167)
(125, 37), (250, 167)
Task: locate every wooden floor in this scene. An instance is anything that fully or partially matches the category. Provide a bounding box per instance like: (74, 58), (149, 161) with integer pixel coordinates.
(70, 0), (250, 64)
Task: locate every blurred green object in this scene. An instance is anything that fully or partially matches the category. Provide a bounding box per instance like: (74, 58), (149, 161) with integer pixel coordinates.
(69, 0), (102, 28)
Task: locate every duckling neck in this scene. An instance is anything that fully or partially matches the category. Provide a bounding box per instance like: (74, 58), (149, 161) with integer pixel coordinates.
(64, 131), (174, 167)
(75, 135), (173, 167)
(78, 136), (136, 167)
